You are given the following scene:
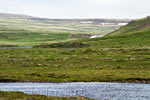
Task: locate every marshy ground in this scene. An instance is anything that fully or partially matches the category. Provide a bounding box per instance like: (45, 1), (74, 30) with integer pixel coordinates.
(1, 32), (150, 83)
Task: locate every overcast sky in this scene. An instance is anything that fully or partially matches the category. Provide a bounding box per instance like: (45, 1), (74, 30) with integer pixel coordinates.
(0, 0), (150, 19)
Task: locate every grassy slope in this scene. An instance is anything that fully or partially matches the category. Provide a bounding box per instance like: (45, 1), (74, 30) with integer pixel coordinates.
(0, 16), (71, 46)
(0, 91), (91, 100)
(1, 32), (150, 83)
(1, 17), (150, 83)
(108, 16), (150, 36)
(0, 13), (127, 46)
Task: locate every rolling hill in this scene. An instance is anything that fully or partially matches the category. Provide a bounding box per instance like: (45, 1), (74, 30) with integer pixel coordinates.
(0, 12), (129, 46)
(108, 16), (150, 36)
(1, 17), (150, 83)
(39, 16), (150, 48)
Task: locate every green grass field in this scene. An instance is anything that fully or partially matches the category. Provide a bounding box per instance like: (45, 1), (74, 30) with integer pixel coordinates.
(0, 91), (91, 100)
(0, 13), (128, 46)
(0, 15), (150, 83)
(0, 38), (150, 83)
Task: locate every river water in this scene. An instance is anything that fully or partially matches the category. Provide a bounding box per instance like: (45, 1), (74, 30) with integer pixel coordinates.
(0, 82), (150, 100)
(7, 46), (32, 49)
(89, 35), (104, 38)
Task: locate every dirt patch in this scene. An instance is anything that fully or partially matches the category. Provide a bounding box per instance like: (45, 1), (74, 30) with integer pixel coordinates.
(69, 34), (92, 38)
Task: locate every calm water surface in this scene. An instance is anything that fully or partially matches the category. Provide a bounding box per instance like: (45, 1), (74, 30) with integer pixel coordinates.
(0, 82), (150, 100)
(7, 46), (32, 49)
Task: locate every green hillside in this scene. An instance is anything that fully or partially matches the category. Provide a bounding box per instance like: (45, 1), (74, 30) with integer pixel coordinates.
(38, 16), (150, 49)
(0, 13), (128, 46)
(108, 16), (150, 36)
(1, 17), (150, 83)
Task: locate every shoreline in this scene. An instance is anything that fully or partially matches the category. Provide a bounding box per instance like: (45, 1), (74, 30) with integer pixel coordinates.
(0, 80), (150, 84)
(0, 91), (91, 100)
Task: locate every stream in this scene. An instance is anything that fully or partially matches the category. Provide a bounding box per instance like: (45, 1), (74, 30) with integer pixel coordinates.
(0, 82), (150, 100)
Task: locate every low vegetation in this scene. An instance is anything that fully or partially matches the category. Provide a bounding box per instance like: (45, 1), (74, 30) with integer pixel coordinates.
(0, 91), (91, 100)
(0, 17), (150, 83)
(0, 13), (127, 46)
(35, 41), (87, 48)
(108, 16), (150, 36)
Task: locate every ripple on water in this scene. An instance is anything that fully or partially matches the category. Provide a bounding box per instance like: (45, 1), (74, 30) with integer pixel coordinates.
(0, 82), (150, 100)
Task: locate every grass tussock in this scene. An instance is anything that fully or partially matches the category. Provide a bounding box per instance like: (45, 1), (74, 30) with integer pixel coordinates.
(0, 17), (150, 83)
(0, 91), (91, 100)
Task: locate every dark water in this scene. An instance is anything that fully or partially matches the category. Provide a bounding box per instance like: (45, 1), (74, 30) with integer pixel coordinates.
(0, 82), (150, 100)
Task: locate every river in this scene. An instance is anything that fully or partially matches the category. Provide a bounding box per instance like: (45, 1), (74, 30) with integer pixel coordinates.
(0, 82), (150, 100)
(7, 46), (33, 49)
(89, 35), (104, 38)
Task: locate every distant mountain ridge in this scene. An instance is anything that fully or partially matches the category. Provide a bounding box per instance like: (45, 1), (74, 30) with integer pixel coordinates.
(0, 12), (130, 24)
(0, 12), (33, 19)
